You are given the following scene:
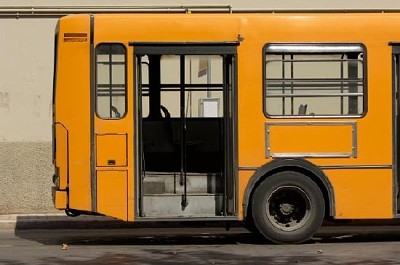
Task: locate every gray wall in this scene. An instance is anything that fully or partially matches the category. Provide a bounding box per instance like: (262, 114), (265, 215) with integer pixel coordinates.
(0, 16), (56, 214)
(1, 0), (400, 215)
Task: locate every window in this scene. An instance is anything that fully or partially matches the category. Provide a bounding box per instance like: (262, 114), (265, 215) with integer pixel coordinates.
(139, 54), (224, 119)
(264, 44), (366, 117)
(96, 44), (126, 119)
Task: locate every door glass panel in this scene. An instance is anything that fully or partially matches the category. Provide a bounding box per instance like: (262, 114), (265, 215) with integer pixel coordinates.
(185, 55), (223, 118)
(96, 44), (126, 119)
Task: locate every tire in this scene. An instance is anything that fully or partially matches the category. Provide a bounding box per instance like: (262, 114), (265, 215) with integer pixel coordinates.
(251, 171), (325, 244)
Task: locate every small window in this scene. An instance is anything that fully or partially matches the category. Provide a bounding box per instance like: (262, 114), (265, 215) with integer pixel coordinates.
(264, 44), (366, 117)
(96, 44), (126, 119)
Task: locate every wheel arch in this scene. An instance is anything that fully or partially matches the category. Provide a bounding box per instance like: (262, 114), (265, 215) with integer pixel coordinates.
(243, 158), (335, 220)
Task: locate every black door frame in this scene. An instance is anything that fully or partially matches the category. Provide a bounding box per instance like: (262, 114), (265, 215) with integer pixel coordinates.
(391, 43), (400, 215)
(132, 42), (239, 219)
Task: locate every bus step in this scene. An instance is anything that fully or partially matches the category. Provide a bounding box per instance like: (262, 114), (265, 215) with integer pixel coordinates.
(143, 172), (223, 194)
(141, 194), (224, 218)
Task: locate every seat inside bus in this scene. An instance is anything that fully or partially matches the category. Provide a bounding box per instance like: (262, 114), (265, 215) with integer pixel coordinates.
(142, 118), (223, 173)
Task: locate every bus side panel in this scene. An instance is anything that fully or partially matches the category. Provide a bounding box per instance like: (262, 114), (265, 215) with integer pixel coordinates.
(327, 169), (393, 218)
(237, 14), (395, 220)
(97, 170), (128, 220)
(238, 170), (254, 219)
(54, 123), (68, 190)
(53, 123), (68, 210)
(55, 15), (92, 211)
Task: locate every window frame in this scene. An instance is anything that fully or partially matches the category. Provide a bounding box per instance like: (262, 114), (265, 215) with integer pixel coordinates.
(262, 43), (368, 119)
(95, 42), (128, 120)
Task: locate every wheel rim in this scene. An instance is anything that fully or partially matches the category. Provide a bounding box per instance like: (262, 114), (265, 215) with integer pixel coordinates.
(266, 185), (312, 232)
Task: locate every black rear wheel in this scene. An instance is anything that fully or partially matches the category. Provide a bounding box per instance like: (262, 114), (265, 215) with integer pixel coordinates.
(251, 171), (325, 244)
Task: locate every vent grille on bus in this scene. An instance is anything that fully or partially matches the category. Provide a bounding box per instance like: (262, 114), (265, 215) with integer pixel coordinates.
(63, 33), (88, 42)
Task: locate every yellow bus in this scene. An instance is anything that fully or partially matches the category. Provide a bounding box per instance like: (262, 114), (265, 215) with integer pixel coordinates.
(52, 10), (400, 243)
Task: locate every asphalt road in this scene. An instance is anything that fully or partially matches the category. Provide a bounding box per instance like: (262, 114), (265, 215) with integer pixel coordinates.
(2, 225), (400, 264)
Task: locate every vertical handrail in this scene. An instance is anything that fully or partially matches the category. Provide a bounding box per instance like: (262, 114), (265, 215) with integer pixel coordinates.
(180, 55), (189, 209)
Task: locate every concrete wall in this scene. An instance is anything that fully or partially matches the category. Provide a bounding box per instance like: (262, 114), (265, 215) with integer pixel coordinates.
(0, 143), (53, 214)
(1, 0), (400, 215)
(0, 17), (57, 214)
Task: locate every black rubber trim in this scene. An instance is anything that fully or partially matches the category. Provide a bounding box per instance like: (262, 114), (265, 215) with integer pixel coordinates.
(242, 158), (335, 219)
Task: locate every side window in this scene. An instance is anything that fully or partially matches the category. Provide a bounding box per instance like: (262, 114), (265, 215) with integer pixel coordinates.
(96, 44), (126, 119)
(264, 44), (366, 117)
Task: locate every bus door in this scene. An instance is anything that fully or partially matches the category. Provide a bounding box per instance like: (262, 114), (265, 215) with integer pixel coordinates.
(392, 43), (400, 214)
(93, 43), (130, 220)
(134, 44), (237, 219)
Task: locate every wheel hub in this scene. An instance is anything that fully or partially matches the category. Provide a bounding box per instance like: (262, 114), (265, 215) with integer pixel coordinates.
(266, 186), (311, 231)
(279, 203), (294, 215)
